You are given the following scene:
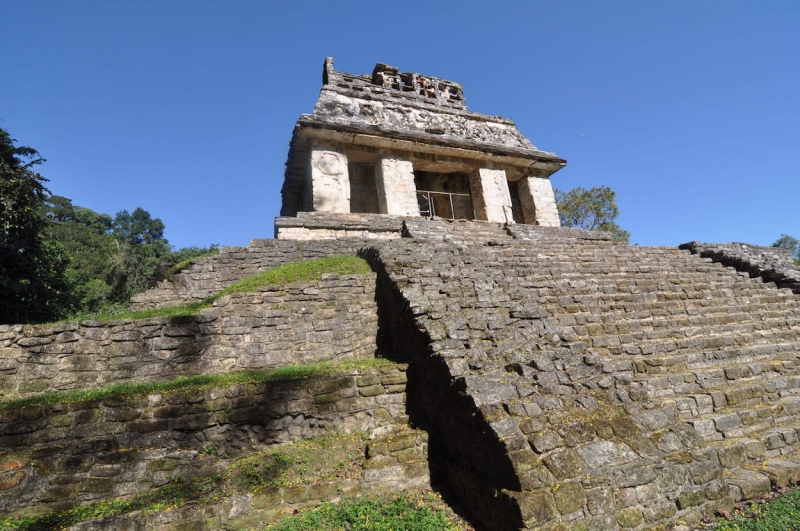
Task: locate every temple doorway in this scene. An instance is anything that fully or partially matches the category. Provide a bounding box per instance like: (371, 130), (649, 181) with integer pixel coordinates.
(348, 162), (380, 214)
(414, 171), (474, 220)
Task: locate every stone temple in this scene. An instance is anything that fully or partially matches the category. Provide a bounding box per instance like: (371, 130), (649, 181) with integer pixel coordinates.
(6, 59), (800, 531)
(276, 58), (564, 239)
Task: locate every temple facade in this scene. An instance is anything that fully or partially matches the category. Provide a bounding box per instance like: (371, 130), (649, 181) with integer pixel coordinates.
(277, 58), (566, 239)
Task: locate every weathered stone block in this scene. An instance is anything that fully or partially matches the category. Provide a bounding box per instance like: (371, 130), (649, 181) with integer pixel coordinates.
(553, 482), (584, 515)
(577, 441), (637, 469)
(543, 449), (585, 480)
(518, 489), (559, 527)
(615, 507), (643, 528)
(727, 469), (772, 500)
(717, 443), (746, 468)
(676, 487), (705, 509)
(531, 432), (564, 454)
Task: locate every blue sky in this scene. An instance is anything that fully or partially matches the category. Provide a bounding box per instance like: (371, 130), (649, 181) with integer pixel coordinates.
(2, 1), (798, 249)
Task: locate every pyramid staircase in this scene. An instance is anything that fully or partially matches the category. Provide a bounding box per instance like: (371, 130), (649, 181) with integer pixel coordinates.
(18, 213), (799, 529)
(367, 223), (800, 529)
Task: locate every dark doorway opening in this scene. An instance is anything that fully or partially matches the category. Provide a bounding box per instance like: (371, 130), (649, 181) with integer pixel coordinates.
(508, 181), (525, 224)
(349, 162), (380, 214)
(414, 171), (474, 220)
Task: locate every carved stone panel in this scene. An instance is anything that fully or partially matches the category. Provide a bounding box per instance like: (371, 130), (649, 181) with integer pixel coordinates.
(309, 148), (350, 213)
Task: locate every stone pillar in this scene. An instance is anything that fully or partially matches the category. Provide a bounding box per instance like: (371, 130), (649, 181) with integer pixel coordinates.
(469, 168), (513, 223)
(308, 147), (350, 213)
(376, 156), (419, 216)
(518, 176), (561, 227)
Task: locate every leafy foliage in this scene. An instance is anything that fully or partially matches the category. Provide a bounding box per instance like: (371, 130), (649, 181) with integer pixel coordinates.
(555, 186), (630, 243)
(41, 195), (217, 318)
(268, 492), (467, 531)
(0, 124), (217, 325)
(0, 129), (70, 323)
(711, 487), (800, 530)
(773, 234), (800, 264)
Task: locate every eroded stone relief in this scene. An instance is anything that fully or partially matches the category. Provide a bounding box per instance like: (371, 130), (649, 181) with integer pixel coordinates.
(279, 58), (566, 238)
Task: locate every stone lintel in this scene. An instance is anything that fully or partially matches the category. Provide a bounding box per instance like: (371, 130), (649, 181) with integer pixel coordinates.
(296, 121), (566, 178)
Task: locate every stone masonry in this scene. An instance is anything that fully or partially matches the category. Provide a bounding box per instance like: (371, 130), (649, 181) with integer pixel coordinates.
(0, 364), (418, 519)
(366, 223), (800, 530)
(0, 274), (377, 398)
(7, 56), (800, 529)
(113, 218), (800, 529)
(276, 58), (564, 239)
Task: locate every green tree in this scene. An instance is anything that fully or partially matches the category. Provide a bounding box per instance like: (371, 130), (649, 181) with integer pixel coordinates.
(113, 208), (166, 245)
(43, 196), (120, 314)
(555, 186), (630, 243)
(109, 208), (171, 300)
(44, 195), (217, 316)
(0, 128), (69, 323)
(772, 234), (800, 263)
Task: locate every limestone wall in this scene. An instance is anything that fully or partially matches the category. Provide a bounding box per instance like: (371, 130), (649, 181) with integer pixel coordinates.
(0, 274), (377, 398)
(274, 212), (406, 242)
(130, 238), (373, 309)
(366, 234), (800, 530)
(0, 365), (420, 517)
(8, 218), (800, 530)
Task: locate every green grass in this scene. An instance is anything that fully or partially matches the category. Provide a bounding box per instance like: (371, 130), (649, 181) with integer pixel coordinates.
(70, 255), (373, 322)
(215, 255), (372, 298)
(709, 488), (800, 530)
(265, 491), (469, 531)
(0, 474), (225, 531)
(0, 357), (392, 410)
(164, 250), (220, 276)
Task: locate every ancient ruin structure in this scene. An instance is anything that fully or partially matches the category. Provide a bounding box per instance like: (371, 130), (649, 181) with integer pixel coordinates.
(276, 58), (565, 239)
(6, 59), (800, 530)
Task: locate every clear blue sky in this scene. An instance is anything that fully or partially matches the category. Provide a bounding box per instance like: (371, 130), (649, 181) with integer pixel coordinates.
(2, 1), (798, 249)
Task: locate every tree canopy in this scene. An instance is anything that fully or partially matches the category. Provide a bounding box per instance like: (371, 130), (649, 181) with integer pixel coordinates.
(1, 126), (216, 324)
(772, 234), (800, 263)
(0, 128), (69, 323)
(42, 195), (216, 316)
(555, 186), (630, 243)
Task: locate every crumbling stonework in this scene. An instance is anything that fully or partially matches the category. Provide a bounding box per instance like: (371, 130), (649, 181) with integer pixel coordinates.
(363, 227), (800, 530)
(130, 238), (375, 309)
(6, 219), (800, 529)
(1, 274), (377, 398)
(277, 58), (565, 238)
(0, 364), (420, 520)
(681, 241), (800, 294)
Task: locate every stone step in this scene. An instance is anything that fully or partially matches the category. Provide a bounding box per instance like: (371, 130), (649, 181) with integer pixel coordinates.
(607, 341), (800, 388)
(553, 305), (800, 335)
(436, 273), (754, 294)
(684, 397), (800, 446)
(562, 324), (800, 364)
(627, 341), (800, 375)
(538, 281), (797, 303)
(636, 369), (800, 408)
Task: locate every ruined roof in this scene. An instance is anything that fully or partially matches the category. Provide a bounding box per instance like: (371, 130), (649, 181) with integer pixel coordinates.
(297, 58), (564, 162)
(281, 58), (566, 217)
